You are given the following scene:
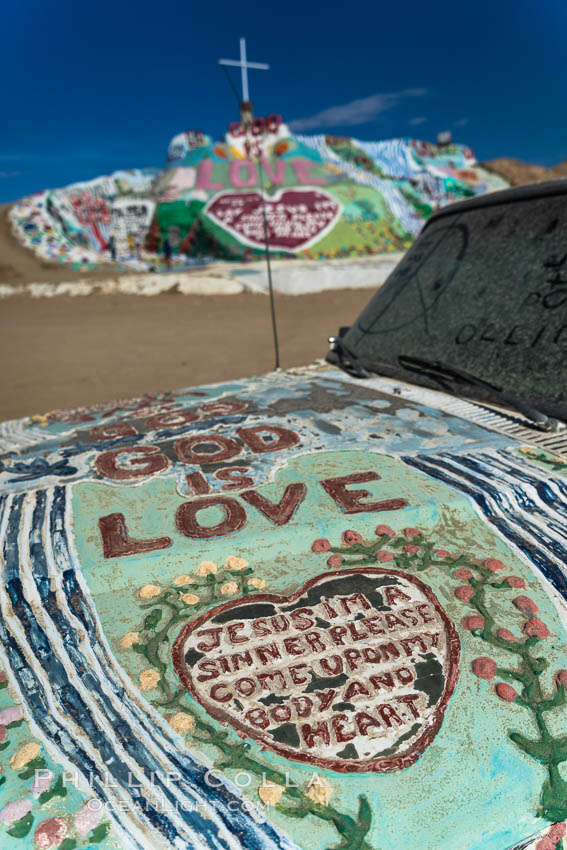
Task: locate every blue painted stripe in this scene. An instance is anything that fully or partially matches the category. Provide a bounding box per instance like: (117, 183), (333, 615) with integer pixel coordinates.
(403, 452), (567, 599)
(0, 489), (299, 850)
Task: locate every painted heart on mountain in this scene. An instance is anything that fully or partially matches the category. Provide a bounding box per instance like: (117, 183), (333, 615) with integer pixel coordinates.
(204, 189), (341, 251)
(173, 568), (460, 773)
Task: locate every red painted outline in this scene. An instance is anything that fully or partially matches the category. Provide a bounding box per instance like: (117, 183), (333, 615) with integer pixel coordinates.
(172, 568), (460, 774)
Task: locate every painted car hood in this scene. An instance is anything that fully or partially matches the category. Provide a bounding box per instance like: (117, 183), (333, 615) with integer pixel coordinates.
(0, 369), (566, 850)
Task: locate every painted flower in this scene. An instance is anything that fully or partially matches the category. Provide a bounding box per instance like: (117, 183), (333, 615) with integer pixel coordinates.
(327, 554), (344, 569)
(138, 584), (161, 600)
(0, 705), (23, 725)
(555, 670), (567, 689)
(403, 544), (420, 555)
(34, 816), (68, 849)
(181, 593), (200, 606)
(248, 578), (266, 590)
(376, 550), (395, 563)
(32, 769), (54, 798)
(305, 775), (333, 806)
(455, 585), (475, 602)
(523, 618), (550, 640)
(472, 657), (497, 680)
(514, 596), (539, 615)
(173, 574), (195, 586)
(483, 558), (505, 572)
(342, 530), (363, 545)
(454, 568), (473, 581)
(548, 822), (567, 842)
(462, 615), (484, 631)
(435, 549), (452, 559)
(495, 683), (519, 703)
(375, 525), (395, 538)
(10, 741), (41, 770)
(0, 797), (33, 825)
(139, 669), (161, 691)
(119, 632), (140, 649)
(197, 561), (218, 577)
(519, 446), (537, 455)
(311, 539), (331, 553)
(225, 556), (248, 571)
(258, 782), (284, 806)
(503, 576), (526, 588)
(220, 582), (238, 595)
(74, 801), (102, 837)
(404, 528), (421, 539)
(496, 628), (517, 642)
(169, 712), (195, 734)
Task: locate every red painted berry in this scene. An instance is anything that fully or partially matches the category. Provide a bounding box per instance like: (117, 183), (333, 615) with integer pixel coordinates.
(514, 596), (539, 615)
(403, 544), (420, 555)
(555, 670), (567, 690)
(462, 615), (484, 631)
(523, 617), (550, 640)
(454, 568), (473, 581)
(435, 549), (452, 559)
(472, 657), (497, 680)
(483, 558), (505, 571)
(504, 575), (526, 588)
(548, 822), (567, 843)
(455, 585), (475, 602)
(404, 527), (421, 538)
(496, 628), (516, 642)
(495, 682), (519, 703)
(375, 525), (395, 538)
(311, 538), (331, 553)
(535, 838), (555, 850)
(327, 554), (344, 569)
(342, 530), (363, 545)
(376, 550), (395, 563)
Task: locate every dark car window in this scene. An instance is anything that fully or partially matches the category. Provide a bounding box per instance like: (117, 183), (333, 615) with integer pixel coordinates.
(343, 182), (567, 418)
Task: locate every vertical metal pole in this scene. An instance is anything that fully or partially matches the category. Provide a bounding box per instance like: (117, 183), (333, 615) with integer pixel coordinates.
(257, 156), (280, 370)
(240, 38), (249, 103)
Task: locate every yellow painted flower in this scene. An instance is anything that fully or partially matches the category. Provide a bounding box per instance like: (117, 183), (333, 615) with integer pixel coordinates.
(119, 632), (140, 649)
(225, 555), (249, 571)
(258, 782), (284, 806)
(10, 742), (41, 770)
(220, 582), (238, 595)
(196, 561), (217, 577)
(169, 712), (195, 734)
(139, 669), (161, 691)
(306, 775), (332, 806)
(519, 446), (537, 455)
(248, 578), (266, 590)
(181, 593), (199, 606)
(173, 575), (195, 586)
(138, 584), (161, 600)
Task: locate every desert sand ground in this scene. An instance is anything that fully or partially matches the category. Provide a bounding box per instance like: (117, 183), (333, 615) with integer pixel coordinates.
(0, 201), (388, 423)
(1, 287), (373, 423)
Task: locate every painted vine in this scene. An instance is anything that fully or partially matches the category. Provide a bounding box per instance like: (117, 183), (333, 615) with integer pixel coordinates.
(311, 524), (567, 847)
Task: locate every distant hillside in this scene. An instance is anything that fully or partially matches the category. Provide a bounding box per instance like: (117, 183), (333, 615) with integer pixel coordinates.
(482, 157), (567, 187)
(6, 121), (508, 281)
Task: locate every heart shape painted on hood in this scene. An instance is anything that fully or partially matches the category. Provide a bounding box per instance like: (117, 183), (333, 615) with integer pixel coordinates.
(173, 568), (460, 773)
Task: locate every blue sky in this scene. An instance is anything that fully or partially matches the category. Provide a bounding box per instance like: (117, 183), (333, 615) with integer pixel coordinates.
(1, 0), (565, 202)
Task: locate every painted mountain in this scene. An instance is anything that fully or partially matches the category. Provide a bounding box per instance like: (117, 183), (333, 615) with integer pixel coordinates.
(9, 118), (507, 272)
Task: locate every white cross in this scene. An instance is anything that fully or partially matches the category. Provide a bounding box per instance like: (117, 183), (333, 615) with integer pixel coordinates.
(219, 38), (269, 103)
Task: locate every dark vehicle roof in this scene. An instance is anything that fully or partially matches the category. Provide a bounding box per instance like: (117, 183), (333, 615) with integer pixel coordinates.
(339, 179), (567, 421)
(426, 178), (567, 222)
